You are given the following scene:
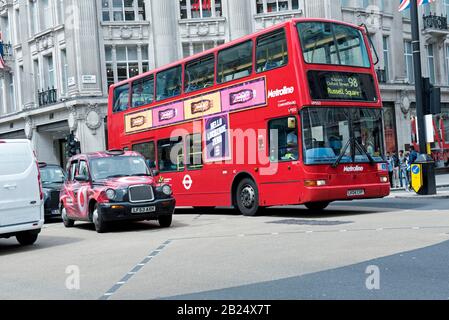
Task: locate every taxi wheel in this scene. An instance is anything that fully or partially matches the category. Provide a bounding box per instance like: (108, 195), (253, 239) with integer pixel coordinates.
(158, 215), (173, 228)
(305, 202), (330, 211)
(61, 206), (75, 228)
(92, 204), (107, 233)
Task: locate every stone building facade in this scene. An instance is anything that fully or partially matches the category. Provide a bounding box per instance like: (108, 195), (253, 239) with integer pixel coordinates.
(1, 0), (449, 168)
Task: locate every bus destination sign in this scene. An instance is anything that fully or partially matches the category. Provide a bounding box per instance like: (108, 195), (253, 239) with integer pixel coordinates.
(308, 71), (377, 102)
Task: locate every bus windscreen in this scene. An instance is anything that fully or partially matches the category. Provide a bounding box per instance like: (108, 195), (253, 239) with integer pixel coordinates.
(297, 22), (370, 68)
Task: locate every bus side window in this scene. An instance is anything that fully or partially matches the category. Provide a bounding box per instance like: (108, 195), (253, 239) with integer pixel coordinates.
(256, 29), (288, 73)
(132, 75), (154, 108)
(186, 133), (203, 170)
(217, 40), (253, 84)
(157, 137), (184, 172)
(156, 66), (182, 101)
(268, 117), (299, 162)
(132, 141), (156, 168)
(113, 84), (130, 113)
(184, 54), (215, 93)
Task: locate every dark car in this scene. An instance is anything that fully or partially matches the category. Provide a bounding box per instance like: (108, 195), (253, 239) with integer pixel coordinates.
(59, 150), (176, 233)
(39, 163), (66, 221)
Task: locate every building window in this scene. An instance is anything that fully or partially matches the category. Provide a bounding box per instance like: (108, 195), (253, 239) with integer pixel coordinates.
(45, 54), (55, 89)
(8, 73), (16, 113)
(57, 0), (65, 25)
(382, 36), (390, 82)
(29, 0), (38, 36)
(40, 0), (52, 31)
(427, 44), (435, 84)
(105, 45), (148, 87)
(102, 0), (146, 22)
(180, 0), (223, 19)
(445, 0), (449, 18)
(446, 45), (449, 85)
(256, 0), (299, 14)
(61, 49), (68, 95)
(14, 9), (21, 43)
(404, 41), (414, 84)
(182, 40), (224, 58)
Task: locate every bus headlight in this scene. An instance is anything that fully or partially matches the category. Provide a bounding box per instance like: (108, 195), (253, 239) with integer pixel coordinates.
(161, 185), (172, 196)
(106, 189), (116, 200)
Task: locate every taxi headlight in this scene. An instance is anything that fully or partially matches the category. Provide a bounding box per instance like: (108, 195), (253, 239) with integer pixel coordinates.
(105, 189), (116, 200)
(162, 185), (172, 196)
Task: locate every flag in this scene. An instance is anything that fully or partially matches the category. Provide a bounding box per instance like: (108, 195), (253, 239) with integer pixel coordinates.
(0, 55), (6, 70)
(399, 0), (410, 11)
(399, 0), (436, 12)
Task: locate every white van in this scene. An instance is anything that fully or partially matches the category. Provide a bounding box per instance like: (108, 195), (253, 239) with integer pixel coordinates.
(0, 139), (44, 245)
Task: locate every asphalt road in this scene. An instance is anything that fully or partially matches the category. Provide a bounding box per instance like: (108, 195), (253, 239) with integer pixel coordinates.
(1, 196), (448, 300)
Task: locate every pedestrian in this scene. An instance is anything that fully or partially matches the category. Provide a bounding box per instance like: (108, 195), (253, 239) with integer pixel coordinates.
(399, 150), (409, 190)
(392, 151), (400, 188)
(386, 152), (394, 188)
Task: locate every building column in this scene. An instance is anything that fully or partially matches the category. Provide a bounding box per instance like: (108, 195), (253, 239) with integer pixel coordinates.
(227, 0), (252, 40)
(74, 104), (106, 154)
(150, 0), (178, 67)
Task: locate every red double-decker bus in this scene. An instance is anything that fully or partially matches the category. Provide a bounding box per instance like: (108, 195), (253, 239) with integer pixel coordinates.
(107, 18), (390, 216)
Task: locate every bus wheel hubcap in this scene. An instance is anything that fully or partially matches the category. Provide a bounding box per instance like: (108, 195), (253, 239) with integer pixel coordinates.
(241, 186), (255, 208)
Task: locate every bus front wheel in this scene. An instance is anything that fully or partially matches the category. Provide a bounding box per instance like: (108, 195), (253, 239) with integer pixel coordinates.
(305, 202), (330, 211)
(235, 178), (260, 216)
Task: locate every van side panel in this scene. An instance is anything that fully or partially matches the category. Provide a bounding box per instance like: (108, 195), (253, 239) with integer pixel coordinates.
(0, 141), (43, 230)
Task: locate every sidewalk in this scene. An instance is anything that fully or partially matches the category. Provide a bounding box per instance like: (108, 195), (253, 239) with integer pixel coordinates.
(389, 172), (449, 199)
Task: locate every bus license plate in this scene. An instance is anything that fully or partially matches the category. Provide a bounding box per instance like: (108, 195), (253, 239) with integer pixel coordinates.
(347, 189), (365, 197)
(132, 206), (156, 214)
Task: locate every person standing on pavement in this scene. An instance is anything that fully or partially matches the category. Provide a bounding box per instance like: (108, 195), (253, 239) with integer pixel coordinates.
(386, 152), (394, 188)
(392, 151), (400, 188)
(399, 150), (409, 190)
(407, 146), (418, 189)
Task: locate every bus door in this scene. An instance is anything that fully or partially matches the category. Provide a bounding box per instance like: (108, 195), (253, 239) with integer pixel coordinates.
(259, 116), (302, 206)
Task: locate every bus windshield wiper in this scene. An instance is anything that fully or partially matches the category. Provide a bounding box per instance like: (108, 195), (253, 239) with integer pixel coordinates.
(354, 140), (375, 165)
(332, 139), (352, 168)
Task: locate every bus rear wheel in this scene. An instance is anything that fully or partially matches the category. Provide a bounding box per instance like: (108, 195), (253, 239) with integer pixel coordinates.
(305, 202), (330, 211)
(235, 178), (260, 216)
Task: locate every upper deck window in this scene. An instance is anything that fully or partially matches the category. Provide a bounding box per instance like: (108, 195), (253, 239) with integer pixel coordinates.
(113, 83), (130, 113)
(217, 40), (253, 84)
(132, 75), (154, 108)
(297, 22), (370, 68)
(184, 54), (215, 93)
(256, 28), (288, 72)
(156, 66), (182, 101)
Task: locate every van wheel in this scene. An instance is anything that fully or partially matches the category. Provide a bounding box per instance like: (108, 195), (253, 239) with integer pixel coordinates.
(305, 202), (330, 211)
(158, 215), (173, 228)
(61, 206), (75, 228)
(16, 232), (38, 246)
(92, 204), (107, 233)
(235, 178), (260, 216)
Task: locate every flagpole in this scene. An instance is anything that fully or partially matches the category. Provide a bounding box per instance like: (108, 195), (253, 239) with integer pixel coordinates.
(410, 0), (426, 154)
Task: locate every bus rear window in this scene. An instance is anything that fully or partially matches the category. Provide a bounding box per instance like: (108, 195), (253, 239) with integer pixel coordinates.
(113, 84), (130, 113)
(217, 40), (253, 84)
(156, 66), (182, 101)
(132, 75), (154, 108)
(297, 22), (370, 68)
(185, 54), (215, 93)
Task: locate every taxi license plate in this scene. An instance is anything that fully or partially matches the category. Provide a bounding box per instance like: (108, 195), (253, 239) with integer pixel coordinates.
(132, 206), (156, 214)
(347, 189), (365, 197)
